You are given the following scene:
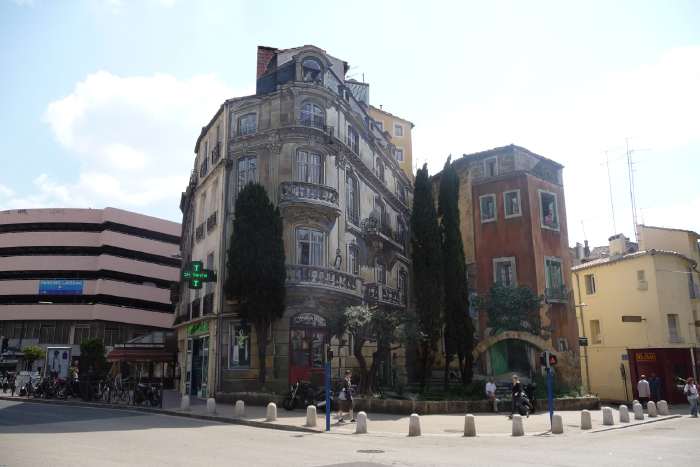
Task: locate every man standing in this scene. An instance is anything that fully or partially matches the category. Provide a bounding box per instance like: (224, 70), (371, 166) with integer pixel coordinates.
(637, 374), (651, 408)
(509, 374), (522, 418)
(485, 378), (497, 412)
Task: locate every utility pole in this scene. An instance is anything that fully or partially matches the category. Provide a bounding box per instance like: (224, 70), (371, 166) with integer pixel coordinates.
(605, 151), (617, 233)
(626, 138), (639, 242)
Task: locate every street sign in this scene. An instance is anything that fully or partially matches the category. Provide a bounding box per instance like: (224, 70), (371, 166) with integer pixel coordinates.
(182, 261), (217, 289)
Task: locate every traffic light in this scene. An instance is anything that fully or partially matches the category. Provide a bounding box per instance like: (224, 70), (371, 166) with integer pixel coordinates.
(540, 351), (558, 369)
(548, 354), (558, 367)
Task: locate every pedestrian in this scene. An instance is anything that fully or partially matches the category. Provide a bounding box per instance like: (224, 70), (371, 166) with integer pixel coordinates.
(509, 374), (522, 419)
(683, 377), (698, 418)
(649, 373), (662, 402)
(485, 378), (497, 412)
(637, 374), (651, 408)
(336, 370), (355, 423)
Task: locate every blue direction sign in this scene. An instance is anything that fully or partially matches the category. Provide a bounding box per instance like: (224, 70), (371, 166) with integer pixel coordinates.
(38, 279), (84, 295)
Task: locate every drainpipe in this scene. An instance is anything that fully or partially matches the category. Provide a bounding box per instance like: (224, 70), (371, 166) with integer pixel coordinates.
(573, 272), (591, 393)
(216, 144), (233, 397)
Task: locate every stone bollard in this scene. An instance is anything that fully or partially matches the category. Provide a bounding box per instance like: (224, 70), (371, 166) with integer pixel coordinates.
(657, 400), (669, 416)
(463, 414), (477, 437)
(633, 399), (639, 406)
(234, 400), (245, 418)
(355, 411), (368, 434)
(305, 405), (317, 427)
(619, 405), (630, 423)
(602, 406), (614, 426)
(647, 401), (657, 417)
(633, 402), (644, 420)
(180, 395), (190, 411)
(511, 414), (524, 436)
(551, 414), (564, 434)
(408, 413), (421, 437)
(266, 402), (277, 421)
(206, 397), (216, 414)
(580, 410), (592, 430)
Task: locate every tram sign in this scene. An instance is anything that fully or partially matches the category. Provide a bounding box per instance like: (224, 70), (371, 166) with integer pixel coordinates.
(181, 261), (216, 290)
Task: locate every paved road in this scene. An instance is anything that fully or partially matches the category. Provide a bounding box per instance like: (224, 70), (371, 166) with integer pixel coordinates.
(0, 399), (698, 467)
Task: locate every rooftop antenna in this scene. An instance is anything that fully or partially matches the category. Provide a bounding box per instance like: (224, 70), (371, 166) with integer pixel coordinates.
(581, 220), (588, 243)
(605, 150), (617, 233)
(626, 138), (643, 242)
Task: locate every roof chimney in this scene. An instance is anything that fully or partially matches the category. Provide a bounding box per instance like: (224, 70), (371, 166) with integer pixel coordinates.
(583, 240), (590, 258)
(608, 234), (628, 258)
(256, 46), (277, 79)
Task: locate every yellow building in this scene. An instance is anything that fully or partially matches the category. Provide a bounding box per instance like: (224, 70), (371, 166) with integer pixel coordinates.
(572, 226), (700, 403)
(368, 106), (414, 180)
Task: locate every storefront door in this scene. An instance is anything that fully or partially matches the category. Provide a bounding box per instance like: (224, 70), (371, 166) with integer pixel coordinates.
(289, 313), (328, 384)
(188, 336), (209, 398)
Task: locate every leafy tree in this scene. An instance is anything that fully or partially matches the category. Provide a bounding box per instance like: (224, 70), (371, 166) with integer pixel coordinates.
(21, 345), (44, 371)
(79, 339), (108, 379)
(438, 156), (474, 387)
(225, 182), (286, 386)
(410, 164), (444, 390)
(477, 284), (543, 336)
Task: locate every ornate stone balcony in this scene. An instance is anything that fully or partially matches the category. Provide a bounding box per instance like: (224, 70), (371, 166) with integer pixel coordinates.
(286, 264), (362, 298)
(360, 217), (406, 252)
(365, 282), (405, 308)
(279, 181), (340, 222)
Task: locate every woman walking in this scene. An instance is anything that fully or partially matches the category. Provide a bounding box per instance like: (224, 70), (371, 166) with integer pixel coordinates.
(684, 377), (698, 418)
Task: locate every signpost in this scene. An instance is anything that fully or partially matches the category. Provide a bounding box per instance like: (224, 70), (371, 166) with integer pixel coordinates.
(540, 351), (557, 425)
(325, 345), (333, 432)
(182, 261), (216, 290)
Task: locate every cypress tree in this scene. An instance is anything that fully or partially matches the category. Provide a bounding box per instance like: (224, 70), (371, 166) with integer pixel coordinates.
(410, 164), (444, 390)
(438, 156), (474, 387)
(225, 183), (286, 386)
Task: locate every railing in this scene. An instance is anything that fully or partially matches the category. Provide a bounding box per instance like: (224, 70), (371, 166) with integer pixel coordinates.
(545, 286), (569, 302)
(195, 223), (205, 242)
(361, 217), (406, 250)
(202, 293), (214, 315)
(365, 282), (404, 307)
(286, 264), (362, 296)
(279, 181), (339, 207)
(211, 142), (221, 164)
(206, 211), (217, 233)
(299, 114), (326, 130)
(190, 297), (201, 319)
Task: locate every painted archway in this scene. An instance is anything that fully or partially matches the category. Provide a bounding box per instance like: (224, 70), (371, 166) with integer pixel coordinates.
(472, 330), (551, 360)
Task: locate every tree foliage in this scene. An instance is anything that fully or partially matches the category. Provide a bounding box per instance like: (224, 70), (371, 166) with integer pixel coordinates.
(477, 284), (543, 336)
(438, 156), (474, 386)
(79, 339), (108, 379)
(225, 183), (286, 386)
(21, 345), (44, 370)
(410, 164), (444, 390)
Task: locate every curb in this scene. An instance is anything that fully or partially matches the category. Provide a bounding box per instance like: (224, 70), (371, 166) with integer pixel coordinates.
(589, 415), (681, 433)
(0, 396), (320, 435)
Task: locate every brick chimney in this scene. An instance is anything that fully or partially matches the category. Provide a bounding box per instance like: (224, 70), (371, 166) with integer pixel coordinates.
(256, 46), (277, 79)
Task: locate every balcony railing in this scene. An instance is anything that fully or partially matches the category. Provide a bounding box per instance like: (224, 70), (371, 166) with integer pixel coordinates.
(195, 223), (205, 242)
(279, 181), (339, 208)
(190, 297), (201, 319)
(361, 217), (406, 251)
(286, 264), (362, 296)
(202, 292), (214, 316)
(299, 114), (326, 130)
(365, 282), (404, 307)
(206, 211), (217, 233)
(545, 286), (569, 302)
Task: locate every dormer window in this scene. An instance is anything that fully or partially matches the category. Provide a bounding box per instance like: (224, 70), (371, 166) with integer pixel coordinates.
(302, 58), (322, 82)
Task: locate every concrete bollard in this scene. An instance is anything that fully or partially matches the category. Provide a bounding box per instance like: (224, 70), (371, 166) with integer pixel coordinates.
(206, 397), (216, 414)
(633, 399), (639, 406)
(619, 405), (630, 423)
(234, 400), (245, 418)
(355, 411), (368, 434)
(633, 402), (644, 420)
(551, 414), (564, 434)
(408, 413), (421, 437)
(180, 395), (190, 411)
(305, 405), (317, 427)
(511, 414), (524, 436)
(463, 414), (477, 437)
(580, 410), (592, 430)
(602, 406), (614, 426)
(266, 402), (277, 421)
(657, 400), (669, 416)
(647, 401), (657, 417)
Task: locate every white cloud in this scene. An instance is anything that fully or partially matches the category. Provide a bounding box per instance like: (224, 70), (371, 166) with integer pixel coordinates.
(25, 71), (251, 218)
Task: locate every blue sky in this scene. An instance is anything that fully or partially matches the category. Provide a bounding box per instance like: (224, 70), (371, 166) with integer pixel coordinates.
(1, 0), (699, 246)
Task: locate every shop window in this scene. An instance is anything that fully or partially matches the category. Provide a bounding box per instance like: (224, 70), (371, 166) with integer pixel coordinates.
(238, 113), (257, 136)
(590, 320), (602, 344)
(296, 227), (324, 266)
(479, 194), (497, 223)
(295, 150), (324, 184)
(493, 257), (517, 287)
(585, 274), (596, 295)
(237, 155), (257, 192)
(503, 190), (521, 218)
(229, 323), (251, 368)
(539, 189), (560, 231)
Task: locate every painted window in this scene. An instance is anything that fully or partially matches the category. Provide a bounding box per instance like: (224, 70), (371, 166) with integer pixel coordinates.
(229, 323), (251, 368)
(545, 257), (564, 291)
(493, 257), (517, 287)
(295, 150), (323, 184)
(539, 190), (560, 231)
(347, 125), (359, 153)
(503, 190), (521, 218)
(300, 102), (324, 129)
(237, 156), (257, 192)
(479, 194), (497, 223)
(484, 157), (498, 177)
(590, 320), (602, 344)
(584, 274), (596, 295)
(346, 173), (359, 224)
(394, 123), (404, 137)
(348, 244), (359, 275)
(238, 113), (257, 136)
(302, 58), (322, 82)
(296, 228), (324, 266)
(395, 147), (404, 162)
(667, 314), (681, 343)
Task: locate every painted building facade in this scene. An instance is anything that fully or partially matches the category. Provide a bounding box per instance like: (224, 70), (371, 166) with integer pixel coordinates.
(368, 106), (414, 180)
(174, 45), (413, 397)
(573, 226), (700, 403)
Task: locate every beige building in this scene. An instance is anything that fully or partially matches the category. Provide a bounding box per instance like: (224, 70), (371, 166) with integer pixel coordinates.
(368, 106), (414, 180)
(572, 225), (700, 403)
(174, 45), (413, 397)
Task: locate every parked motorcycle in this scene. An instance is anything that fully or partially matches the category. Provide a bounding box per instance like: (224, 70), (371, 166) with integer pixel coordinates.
(282, 380), (326, 411)
(132, 382), (161, 407)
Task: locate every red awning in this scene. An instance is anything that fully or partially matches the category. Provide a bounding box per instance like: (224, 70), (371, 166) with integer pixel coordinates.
(107, 348), (175, 363)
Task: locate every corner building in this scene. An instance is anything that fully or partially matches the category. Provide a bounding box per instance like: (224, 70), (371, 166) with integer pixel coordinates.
(175, 45), (413, 397)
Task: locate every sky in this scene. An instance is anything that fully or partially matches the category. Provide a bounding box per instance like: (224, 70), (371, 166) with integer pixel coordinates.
(1, 0), (699, 247)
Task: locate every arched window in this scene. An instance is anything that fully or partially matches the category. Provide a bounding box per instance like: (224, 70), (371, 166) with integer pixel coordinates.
(300, 102), (324, 129)
(295, 150), (323, 184)
(301, 58), (322, 82)
(375, 258), (386, 284)
(346, 173), (359, 225)
(296, 227), (325, 266)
